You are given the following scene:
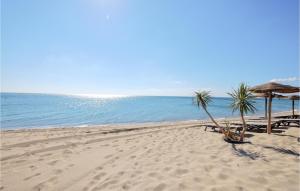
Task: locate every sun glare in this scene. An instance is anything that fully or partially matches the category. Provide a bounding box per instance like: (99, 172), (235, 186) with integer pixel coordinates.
(73, 93), (128, 99)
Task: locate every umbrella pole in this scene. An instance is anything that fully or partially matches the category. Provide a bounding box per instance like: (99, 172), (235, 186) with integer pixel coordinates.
(264, 97), (268, 119)
(292, 100), (295, 117)
(267, 93), (272, 134)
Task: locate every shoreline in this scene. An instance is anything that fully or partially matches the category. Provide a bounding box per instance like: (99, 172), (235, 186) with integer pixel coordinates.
(1, 110), (296, 132)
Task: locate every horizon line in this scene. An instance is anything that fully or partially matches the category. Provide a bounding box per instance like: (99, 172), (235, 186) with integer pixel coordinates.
(0, 91), (233, 98)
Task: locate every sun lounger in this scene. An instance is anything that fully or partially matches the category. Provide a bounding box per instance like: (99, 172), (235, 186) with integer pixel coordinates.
(273, 115), (299, 119)
(231, 120), (280, 132)
(201, 123), (242, 134)
(232, 117), (299, 132)
(275, 118), (300, 126)
(201, 123), (225, 132)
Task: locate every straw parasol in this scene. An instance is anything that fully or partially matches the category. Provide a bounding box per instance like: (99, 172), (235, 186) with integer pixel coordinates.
(250, 82), (300, 134)
(253, 93), (287, 119)
(289, 95), (300, 117)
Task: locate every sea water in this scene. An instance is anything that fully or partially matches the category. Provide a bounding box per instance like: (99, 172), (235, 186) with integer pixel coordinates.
(1, 93), (298, 129)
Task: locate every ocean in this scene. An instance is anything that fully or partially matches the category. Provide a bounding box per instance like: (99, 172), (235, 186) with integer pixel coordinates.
(0, 93), (298, 129)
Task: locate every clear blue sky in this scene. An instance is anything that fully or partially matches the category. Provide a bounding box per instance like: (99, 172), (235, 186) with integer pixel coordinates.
(1, 0), (299, 96)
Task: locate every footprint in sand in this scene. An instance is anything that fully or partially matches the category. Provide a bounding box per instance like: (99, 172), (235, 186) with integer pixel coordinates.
(33, 177), (58, 191)
(48, 160), (59, 166)
(153, 183), (166, 191)
(24, 173), (41, 181)
(66, 164), (75, 169)
(48, 176), (58, 184)
(29, 165), (37, 170)
(135, 170), (142, 175)
(164, 167), (171, 171)
(122, 183), (130, 190)
(194, 177), (201, 182)
(105, 154), (113, 159)
(91, 186), (101, 191)
(204, 165), (213, 172)
(15, 159), (26, 163)
(148, 172), (158, 177)
(41, 153), (52, 157)
(93, 172), (106, 180)
(267, 170), (282, 175)
(218, 173), (228, 179)
(130, 155), (136, 159)
(63, 149), (73, 154)
(178, 183), (186, 190)
(96, 179), (119, 190)
(87, 180), (96, 188)
(33, 183), (48, 191)
(174, 169), (189, 176)
(249, 176), (268, 184)
(53, 169), (63, 175)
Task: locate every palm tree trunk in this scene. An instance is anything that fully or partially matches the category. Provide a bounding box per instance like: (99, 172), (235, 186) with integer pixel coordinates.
(204, 108), (224, 133)
(239, 112), (247, 141)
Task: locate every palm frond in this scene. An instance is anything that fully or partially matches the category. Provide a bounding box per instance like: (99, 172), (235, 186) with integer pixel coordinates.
(228, 83), (257, 114)
(194, 91), (212, 109)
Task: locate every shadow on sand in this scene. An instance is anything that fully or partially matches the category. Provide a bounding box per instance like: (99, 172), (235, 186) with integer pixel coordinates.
(261, 145), (300, 157)
(273, 133), (299, 139)
(230, 143), (265, 160)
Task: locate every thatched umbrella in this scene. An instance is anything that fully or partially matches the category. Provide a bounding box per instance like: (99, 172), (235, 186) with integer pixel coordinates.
(250, 82), (300, 134)
(289, 95), (300, 117)
(253, 93), (287, 119)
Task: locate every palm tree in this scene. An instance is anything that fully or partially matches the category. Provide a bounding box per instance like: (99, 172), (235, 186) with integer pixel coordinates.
(194, 91), (224, 133)
(228, 83), (256, 141)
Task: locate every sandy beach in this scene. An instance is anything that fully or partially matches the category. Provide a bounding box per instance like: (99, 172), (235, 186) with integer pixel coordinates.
(0, 112), (299, 191)
(2, 0), (299, 190)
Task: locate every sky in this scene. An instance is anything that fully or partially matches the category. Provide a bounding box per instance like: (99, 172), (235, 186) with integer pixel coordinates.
(1, 0), (299, 97)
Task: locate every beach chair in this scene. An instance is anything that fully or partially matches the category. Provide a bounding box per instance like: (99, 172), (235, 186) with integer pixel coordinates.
(274, 115), (299, 119)
(202, 122), (241, 133)
(276, 118), (300, 126)
(203, 124), (219, 132)
(202, 123), (225, 132)
(231, 120), (281, 133)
